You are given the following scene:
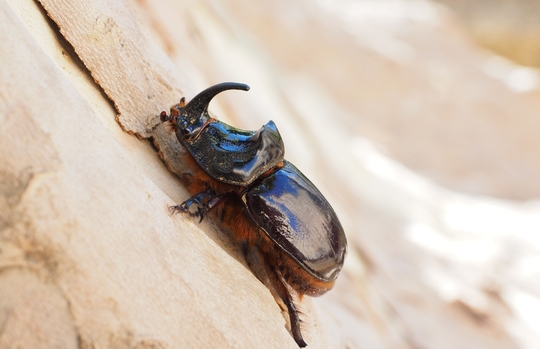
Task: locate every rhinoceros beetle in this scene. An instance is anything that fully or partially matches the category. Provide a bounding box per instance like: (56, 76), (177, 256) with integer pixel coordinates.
(160, 82), (347, 347)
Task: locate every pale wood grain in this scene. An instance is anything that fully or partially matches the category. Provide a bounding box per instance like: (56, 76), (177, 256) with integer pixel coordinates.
(0, 1), (317, 347)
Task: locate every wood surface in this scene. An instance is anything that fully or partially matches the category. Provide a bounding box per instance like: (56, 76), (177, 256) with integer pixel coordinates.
(0, 0), (319, 348)
(2, 0), (540, 348)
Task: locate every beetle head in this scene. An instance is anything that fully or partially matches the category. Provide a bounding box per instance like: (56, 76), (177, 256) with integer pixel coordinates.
(162, 82), (250, 140)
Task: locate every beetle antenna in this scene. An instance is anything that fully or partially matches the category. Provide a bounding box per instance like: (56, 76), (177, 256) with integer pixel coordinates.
(183, 82), (250, 117)
(160, 111), (171, 122)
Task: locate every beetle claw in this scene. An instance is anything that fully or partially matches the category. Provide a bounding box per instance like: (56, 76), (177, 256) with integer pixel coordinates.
(197, 207), (205, 223)
(170, 189), (222, 223)
(168, 204), (188, 215)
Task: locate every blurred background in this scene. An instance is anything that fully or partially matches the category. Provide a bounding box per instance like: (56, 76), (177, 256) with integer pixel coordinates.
(137, 0), (540, 347)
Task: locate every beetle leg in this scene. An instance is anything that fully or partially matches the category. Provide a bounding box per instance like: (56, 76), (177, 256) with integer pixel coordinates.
(169, 189), (223, 222)
(241, 243), (307, 348)
(195, 195), (222, 222)
(169, 189), (213, 217)
(273, 271), (307, 348)
(169, 190), (210, 216)
(240, 241), (271, 286)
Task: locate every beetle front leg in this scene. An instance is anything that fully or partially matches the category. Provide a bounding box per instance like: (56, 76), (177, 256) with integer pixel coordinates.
(169, 189), (222, 222)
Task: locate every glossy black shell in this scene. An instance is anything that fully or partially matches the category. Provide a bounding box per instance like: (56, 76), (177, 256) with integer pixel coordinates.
(184, 120), (285, 186)
(244, 161), (347, 282)
(170, 82), (285, 186)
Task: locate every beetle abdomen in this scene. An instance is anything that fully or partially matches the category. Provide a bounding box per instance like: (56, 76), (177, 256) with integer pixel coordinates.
(243, 161), (347, 283)
(184, 120), (285, 186)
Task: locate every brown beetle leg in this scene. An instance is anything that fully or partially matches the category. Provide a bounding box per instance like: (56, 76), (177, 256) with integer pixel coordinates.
(240, 241), (270, 285)
(170, 189), (222, 222)
(274, 271), (306, 348)
(241, 243), (307, 348)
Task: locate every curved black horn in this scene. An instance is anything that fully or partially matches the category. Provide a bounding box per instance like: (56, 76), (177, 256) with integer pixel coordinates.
(184, 82), (250, 117)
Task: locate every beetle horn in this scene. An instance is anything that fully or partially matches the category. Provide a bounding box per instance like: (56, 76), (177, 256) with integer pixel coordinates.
(183, 82), (250, 118)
